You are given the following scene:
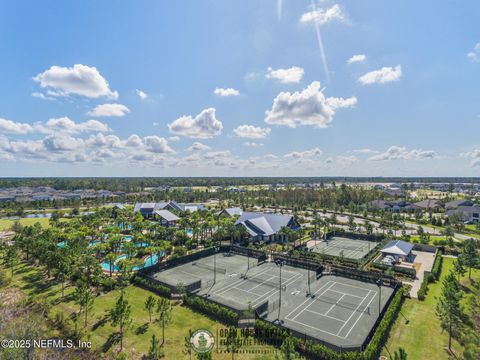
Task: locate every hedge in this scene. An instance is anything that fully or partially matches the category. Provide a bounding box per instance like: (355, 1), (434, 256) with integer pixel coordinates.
(417, 272), (432, 301)
(372, 263), (416, 279)
(132, 276), (172, 298)
(183, 295), (239, 326)
(431, 250), (443, 280)
(417, 250), (442, 301)
(254, 288), (404, 360)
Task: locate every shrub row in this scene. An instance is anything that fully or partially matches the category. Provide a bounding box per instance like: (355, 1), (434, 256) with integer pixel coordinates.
(417, 250), (442, 301)
(254, 288), (404, 360)
(183, 295), (239, 326)
(132, 276), (172, 298)
(417, 272), (432, 301)
(372, 262), (416, 279)
(431, 250), (443, 280)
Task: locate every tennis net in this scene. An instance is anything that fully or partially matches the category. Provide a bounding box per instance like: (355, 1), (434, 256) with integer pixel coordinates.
(192, 262), (227, 274)
(316, 294), (372, 313)
(243, 274), (287, 290)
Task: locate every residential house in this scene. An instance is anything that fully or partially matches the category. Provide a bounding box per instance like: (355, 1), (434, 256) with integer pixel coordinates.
(412, 199), (444, 211)
(446, 205), (480, 223)
(134, 201), (206, 218)
(368, 200), (412, 212)
(445, 199), (474, 210)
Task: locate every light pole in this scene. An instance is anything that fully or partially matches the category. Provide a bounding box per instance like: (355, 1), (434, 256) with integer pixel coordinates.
(304, 248), (311, 296)
(376, 278), (382, 315)
(214, 243), (220, 284)
(275, 259), (286, 324)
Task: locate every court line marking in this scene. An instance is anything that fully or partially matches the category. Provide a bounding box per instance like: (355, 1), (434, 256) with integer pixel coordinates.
(303, 308), (346, 323)
(252, 273), (304, 307)
(284, 281), (333, 319)
(328, 289), (365, 300)
(335, 289), (371, 336)
(331, 281), (372, 294)
(213, 266), (273, 295)
(323, 293), (346, 317)
(214, 270), (303, 306)
(291, 282), (336, 321)
(286, 316), (343, 338)
(342, 291), (378, 339)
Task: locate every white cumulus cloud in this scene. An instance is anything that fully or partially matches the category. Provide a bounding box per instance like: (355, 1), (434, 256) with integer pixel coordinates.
(187, 142), (211, 152)
(369, 146), (436, 161)
(214, 88), (240, 97)
(38, 117), (111, 134)
(264, 81), (356, 128)
(284, 147), (322, 158)
(143, 136), (174, 154)
(233, 125), (271, 139)
(33, 64), (118, 99)
(347, 54), (367, 64)
(136, 89), (148, 100)
(87, 103), (130, 117)
(168, 108), (223, 139)
(266, 66), (304, 84)
(0, 118), (34, 134)
(467, 43), (480, 62)
(358, 65), (402, 85)
(243, 142), (264, 147)
(299, 4), (346, 25)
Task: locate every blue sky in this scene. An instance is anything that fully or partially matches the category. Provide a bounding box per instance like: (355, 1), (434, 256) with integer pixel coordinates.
(0, 0), (479, 177)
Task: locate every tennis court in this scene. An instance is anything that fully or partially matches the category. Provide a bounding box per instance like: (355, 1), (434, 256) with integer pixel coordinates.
(148, 253), (395, 350)
(307, 236), (377, 259)
(272, 275), (394, 349)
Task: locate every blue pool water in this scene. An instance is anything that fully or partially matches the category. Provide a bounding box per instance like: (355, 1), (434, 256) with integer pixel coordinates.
(186, 229), (193, 235)
(100, 252), (163, 273)
(56, 241), (66, 248)
(123, 235), (133, 241)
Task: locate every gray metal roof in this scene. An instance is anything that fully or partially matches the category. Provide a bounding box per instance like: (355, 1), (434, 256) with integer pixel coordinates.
(380, 240), (414, 256)
(445, 200), (473, 209)
(222, 207), (243, 216)
(235, 211), (296, 237)
(154, 209), (180, 222)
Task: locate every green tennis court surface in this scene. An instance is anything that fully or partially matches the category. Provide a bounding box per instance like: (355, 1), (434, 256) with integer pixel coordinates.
(307, 236), (377, 259)
(148, 253), (394, 350)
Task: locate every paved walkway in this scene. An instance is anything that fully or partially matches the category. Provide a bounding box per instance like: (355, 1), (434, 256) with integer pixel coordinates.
(408, 250), (436, 298)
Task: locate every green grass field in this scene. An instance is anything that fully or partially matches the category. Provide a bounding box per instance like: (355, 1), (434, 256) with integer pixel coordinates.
(1, 260), (278, 359)
(382, 257), (480, 359)
(0, 217), (72, 231)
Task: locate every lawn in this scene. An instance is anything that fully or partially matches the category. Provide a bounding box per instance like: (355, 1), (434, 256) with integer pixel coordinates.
(0, 217), (70, 231)
(2, 260), (279, 359)
(382, 257), (480, 359)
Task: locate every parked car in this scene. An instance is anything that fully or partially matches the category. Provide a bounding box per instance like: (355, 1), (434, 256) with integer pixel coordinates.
(382, 255), (395, 265)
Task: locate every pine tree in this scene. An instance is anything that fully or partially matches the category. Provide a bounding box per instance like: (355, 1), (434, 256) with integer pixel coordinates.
(436, 271), (463, 350)
(453, 257), (466, 282)
(147, 334), (164, 359)
(156, 297), (172, 346)
(145, 295), (156, 323)
(109, 292), (132, 352)
(463, 239), (479, 280)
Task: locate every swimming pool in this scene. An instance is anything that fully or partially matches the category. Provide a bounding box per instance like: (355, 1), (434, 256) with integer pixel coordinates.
(100, 252), (163, 272)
